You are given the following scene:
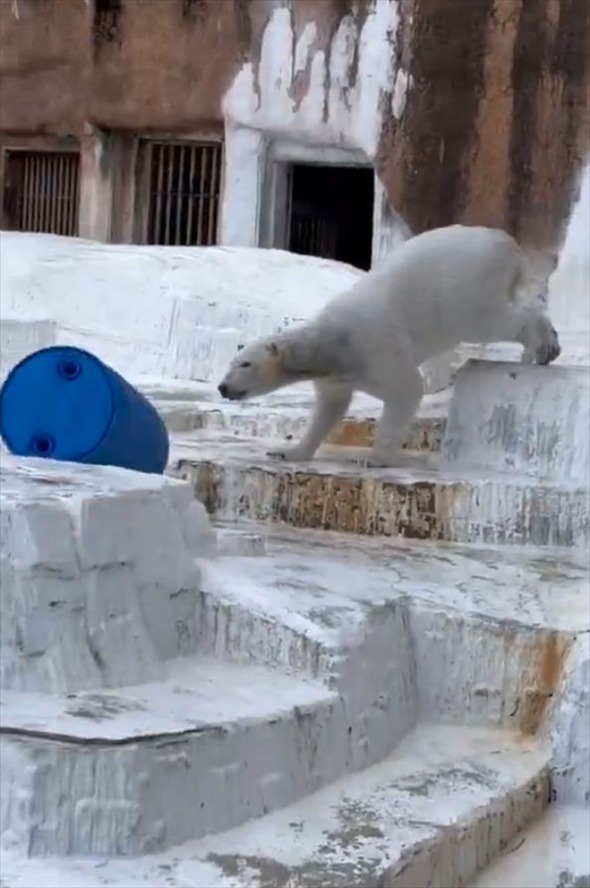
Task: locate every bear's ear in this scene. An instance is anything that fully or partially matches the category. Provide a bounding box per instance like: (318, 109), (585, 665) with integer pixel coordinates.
(266, 340), (298, 372)
(268, 339), (311, 376)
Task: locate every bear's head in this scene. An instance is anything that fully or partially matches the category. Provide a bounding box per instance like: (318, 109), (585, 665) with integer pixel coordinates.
(218, 337), (292, 401)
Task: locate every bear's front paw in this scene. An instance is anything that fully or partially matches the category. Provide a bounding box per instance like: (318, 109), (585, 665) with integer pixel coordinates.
(536, 328), (561, 365)
(521, 321), (561, 366)
(267, 446), (312, 462)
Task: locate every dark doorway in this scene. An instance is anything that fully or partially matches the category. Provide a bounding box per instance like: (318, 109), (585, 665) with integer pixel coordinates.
(288, 163), (374, 270)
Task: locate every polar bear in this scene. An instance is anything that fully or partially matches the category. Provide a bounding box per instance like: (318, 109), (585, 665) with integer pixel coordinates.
(218, 225), (560, 467)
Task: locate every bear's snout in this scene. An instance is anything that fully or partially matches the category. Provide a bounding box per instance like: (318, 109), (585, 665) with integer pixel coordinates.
(218, 382), (247, 400)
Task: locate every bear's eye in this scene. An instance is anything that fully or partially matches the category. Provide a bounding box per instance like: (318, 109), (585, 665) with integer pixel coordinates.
(240, 361), (251, 369)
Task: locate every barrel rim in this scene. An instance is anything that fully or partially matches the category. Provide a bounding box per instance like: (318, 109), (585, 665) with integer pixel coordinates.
(0, 345), (116, 461)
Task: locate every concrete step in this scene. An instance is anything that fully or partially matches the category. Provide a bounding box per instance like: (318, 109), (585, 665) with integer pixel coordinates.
(171, 361), (590, 549)
(198, 522), (587, 736)
(0, 453), (215, 695)
(473, 805), (590, 887)
(200, 522), (590, 819)
(216, 523), (268, 556)
(442, 361), (589, 488)
(1, 656), (338, 857)
(1, 452), (587, 883)
(0, 725), (550, 888)
(172, 436), (588, 548)
(3, 458), (584, 862)
(158, 399), (445, 452)
(148, 375), (449, 453)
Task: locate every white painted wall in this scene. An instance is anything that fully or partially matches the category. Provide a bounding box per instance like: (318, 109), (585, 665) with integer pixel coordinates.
(223, 4), (402, 157)
(78, 131), (113, 242)
(221, 129), (267, 248)
(0, 233), (362, 385)
(221, 2), (409, 264)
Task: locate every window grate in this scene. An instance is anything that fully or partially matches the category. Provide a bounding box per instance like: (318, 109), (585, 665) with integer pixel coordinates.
(145, 141), (222, 246)
(93, 0), (122, 48)
(4, 150), (80, 236)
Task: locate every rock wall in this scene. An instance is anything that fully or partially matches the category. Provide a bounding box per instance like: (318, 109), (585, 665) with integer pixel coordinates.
(0, 0), (89, 135)
(0, 0), (588, 250)
(0, 0), (247, 135)
(379, 0), (590, 249)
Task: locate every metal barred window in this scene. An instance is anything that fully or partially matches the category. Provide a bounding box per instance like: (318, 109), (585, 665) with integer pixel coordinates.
(4, 150), (80, 236)
(145, 141), (222, 246)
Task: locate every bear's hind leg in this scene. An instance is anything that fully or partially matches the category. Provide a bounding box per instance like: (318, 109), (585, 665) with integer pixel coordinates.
(267, 380), (353, 461)
(367, 367), (423, 468)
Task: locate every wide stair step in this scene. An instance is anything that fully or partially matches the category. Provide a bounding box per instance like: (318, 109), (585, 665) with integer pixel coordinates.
(473, 805), (590, 887)
(2, 357), (588, 887)
(150, 384), (447, 452)
(174, 438), (588, 547)
(1, 725), (549, 888)
(171, 362), (589, 548)
(1, 656), (336, 856)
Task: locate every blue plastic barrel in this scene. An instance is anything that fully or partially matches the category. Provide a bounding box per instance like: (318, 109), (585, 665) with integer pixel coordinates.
(0, 346), (169, 474)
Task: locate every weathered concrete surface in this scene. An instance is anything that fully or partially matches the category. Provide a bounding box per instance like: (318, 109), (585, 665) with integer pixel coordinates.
(0, 454), (215, 693)
(3, 454), (586, 869)
(173, 362), (589, 549)
(0, 0), (245, 135)
(1, 334), (588, 884)
(216, 523), (268, 557)
(545, 634), (590, 806)
(473, 805), (590, 888)
(223, 0), (589, 250)
(1, 455), (420, 857)
(175, 439), (589, 548)
(1, 657), (339, 857)
(200, 524), (587, 736)
(0, 726), (549, 888)
(443, 361), (590, 487)
(199, 559), (418, 759)
(154, 391), (447, 452)
(378, 0), (589, 249)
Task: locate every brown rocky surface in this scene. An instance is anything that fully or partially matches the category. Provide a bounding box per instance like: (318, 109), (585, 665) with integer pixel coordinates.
(1, 0), (588, 248)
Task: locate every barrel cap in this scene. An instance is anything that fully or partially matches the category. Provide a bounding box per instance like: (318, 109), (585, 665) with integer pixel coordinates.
(0, 346), (114, 462)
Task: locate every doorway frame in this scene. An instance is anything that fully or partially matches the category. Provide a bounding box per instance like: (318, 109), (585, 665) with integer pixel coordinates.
(258, 138), (408, 270)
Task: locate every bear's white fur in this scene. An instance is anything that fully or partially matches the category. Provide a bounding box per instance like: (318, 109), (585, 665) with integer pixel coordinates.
(218, 225), (561, 467)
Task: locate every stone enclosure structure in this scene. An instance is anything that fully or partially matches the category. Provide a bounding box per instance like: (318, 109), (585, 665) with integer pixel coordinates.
(0, 236), (589, 886)
(0, 0), (588, 259)
(1, 0), (589, 884)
